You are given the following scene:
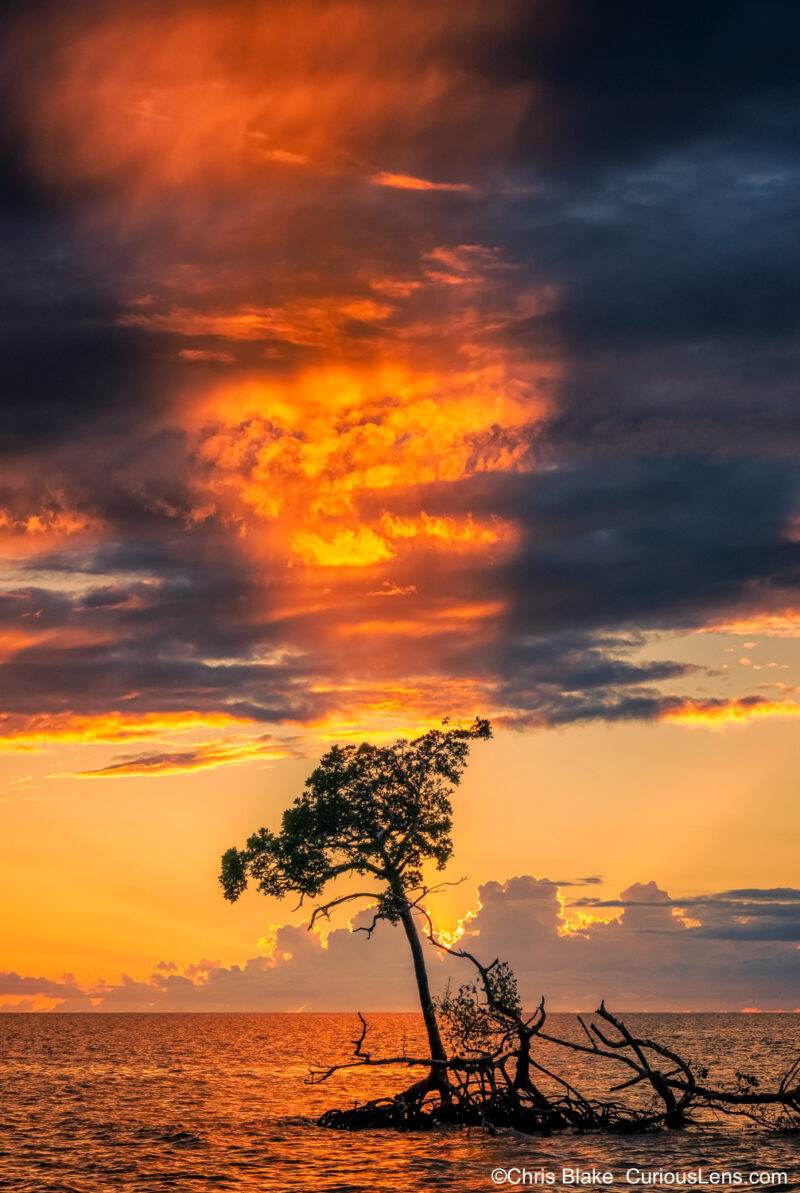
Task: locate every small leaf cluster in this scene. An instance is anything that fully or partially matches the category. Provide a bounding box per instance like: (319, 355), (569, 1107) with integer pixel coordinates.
(437, 960), (522, 1054)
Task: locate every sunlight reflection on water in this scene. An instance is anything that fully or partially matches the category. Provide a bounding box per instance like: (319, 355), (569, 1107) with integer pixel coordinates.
(0, 1014), (798, 1192)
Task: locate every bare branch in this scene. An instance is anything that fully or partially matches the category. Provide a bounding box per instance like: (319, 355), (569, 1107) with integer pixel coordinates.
(307, 892), (382, 931)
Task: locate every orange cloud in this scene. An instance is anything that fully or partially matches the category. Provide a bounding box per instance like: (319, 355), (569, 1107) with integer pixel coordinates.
(0, 711), (252, 752)
(0, 630), (40, 664)
(0, 626), (120, 664)
(178, 348), (236, 364)
(700, 611), (800, 637)
(289, 516), (515, 570)
(11, 4), (527, 202)
(254, 147), (310, 166)
(370, 171), (471, 192)
(78, 735), (293, 778)
(0, 503), (104, 557)
(339, 601), (505, 638)
(122, 297), (394, 349)
(423, 244), (506, 285)
(300, 676), (496, 742)
(379, 512), (515, 547)
(290, 527), (395, 569)
(368, 276), (422, 298)
(179, 357), (547, 682)
(661, 697), (800, 727)
(193, 362), (546, 528)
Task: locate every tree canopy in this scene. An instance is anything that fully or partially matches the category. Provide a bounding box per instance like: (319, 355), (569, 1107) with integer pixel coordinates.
(220, 717), (492, 924)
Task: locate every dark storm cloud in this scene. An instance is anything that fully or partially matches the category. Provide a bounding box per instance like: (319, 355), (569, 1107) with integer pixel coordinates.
(373, 455), (800, 636)
(505, 458), (800, 632)
(0, 650), (317, 723)
(0, 191), (174, 455)
(463, 0), (799, 174)
(522, 156), (800, 461)
(461, 2), (800, 464)
(1, 454), (795, 735)
(0, 562), (325, 724)
(0, 56), (164, 453)
(0, 0), (798, 739)
(0, 318), (159, 453)
(449, 630), (700, 728)
(0, 578), (701, 734)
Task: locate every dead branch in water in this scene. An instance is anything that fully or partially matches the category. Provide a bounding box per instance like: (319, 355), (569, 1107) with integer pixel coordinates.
(314, 945), (800, 1135)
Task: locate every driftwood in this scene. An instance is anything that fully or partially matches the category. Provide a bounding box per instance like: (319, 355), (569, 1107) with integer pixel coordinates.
(313, 1002), (800, 1135)
(311, 938), (800, 1136)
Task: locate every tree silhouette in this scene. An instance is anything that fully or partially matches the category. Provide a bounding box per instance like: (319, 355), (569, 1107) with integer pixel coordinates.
(219, 717), (800, 1135)
(220, 717), (492, 1095)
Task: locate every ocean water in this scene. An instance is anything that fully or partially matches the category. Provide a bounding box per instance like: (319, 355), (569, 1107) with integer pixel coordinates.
(0, 1013), (798, 1192)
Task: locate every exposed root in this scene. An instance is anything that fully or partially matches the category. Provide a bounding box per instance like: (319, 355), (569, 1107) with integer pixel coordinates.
(313, 1001), (800, 1137)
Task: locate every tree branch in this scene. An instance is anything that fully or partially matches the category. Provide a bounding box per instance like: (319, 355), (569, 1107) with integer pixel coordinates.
(307, 892), (384, 931)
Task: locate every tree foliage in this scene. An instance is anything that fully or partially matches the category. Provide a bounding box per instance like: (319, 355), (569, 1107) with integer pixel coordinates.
(220, 717), (492, 923)
(437, 961), (523, 1056)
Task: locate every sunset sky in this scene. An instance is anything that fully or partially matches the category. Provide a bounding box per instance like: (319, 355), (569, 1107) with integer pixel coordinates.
(1, 0), (798, 1011)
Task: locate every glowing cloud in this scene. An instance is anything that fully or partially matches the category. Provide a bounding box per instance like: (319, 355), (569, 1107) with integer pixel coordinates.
(701, 612), (800, 638)
(78, 735), (293, 777)
(0, 711), (253, 752)
(661, 698), (800, 727)
(370, 171), (472, 192)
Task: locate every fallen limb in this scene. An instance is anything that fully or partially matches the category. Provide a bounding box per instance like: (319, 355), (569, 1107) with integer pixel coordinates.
(313, 998), (800, 1135)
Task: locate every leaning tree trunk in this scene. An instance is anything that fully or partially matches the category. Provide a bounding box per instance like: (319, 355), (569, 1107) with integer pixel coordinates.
(396, 899), (449, 1100)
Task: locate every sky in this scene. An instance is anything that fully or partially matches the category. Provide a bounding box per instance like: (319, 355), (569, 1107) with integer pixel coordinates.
(0, 0), (798, 1011)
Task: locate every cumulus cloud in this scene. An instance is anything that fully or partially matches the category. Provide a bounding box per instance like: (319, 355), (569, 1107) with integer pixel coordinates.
(4, 876), (798, 1012)
(0, 970), (95, 1010)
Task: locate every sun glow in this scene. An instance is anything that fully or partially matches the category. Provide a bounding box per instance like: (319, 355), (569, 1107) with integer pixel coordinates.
(430, 904), (481, 952)
(559, 907), (624, 935)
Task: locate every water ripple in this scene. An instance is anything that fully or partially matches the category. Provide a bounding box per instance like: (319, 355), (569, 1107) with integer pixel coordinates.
(1, 1014), (798, 1192)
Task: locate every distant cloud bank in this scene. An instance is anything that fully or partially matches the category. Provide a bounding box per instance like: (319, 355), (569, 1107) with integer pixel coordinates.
(3, 876), (798, 1013)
